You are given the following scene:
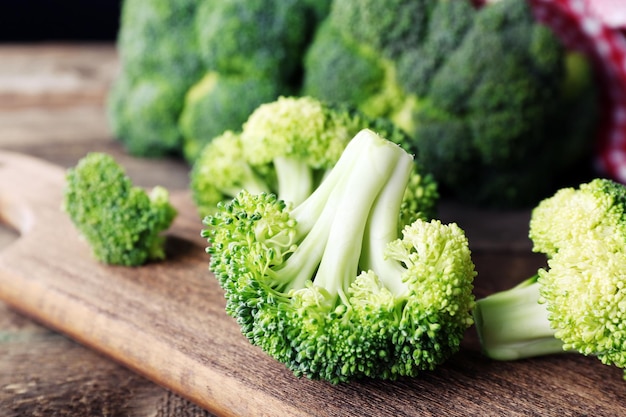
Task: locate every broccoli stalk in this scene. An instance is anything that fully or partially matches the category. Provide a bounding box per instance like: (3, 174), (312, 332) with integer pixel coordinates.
(473, 179), (626, 378)
(203, 129), (476, 383)
(473, 276), (565, 360)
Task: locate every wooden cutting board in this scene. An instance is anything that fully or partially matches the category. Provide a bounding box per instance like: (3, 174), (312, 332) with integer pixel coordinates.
(0, 150), (625, 417)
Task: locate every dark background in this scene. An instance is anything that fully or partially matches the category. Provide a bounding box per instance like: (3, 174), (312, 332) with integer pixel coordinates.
(0, 1), (122, 41)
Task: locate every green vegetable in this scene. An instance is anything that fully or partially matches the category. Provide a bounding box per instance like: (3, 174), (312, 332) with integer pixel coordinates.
(303, 0), (598, 207)
(203, 129), (476, 383)
(178, 72), (281, 162)
(473, 179), (626, 379)
(107, 0), (203, 157)
(109, 0), (330, 162)
(64, 153), (177, 266)
(190, 96), (438, 220)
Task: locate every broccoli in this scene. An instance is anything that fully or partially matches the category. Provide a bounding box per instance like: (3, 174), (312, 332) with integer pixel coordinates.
(302, 0), (598, 207)
(109, 0), (330, 161)
(178, 72), (281, 162)
(473, 179), (626, 378)
(190, 96), (438, 221)
(63, 153), (177, 266)
(107, 0), (203, 157)
(203, 129), (476, 383)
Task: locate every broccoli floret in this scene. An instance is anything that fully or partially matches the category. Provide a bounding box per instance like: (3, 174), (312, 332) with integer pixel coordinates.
(178, 72), (281, 162)
(203, 129), (476, 383)
(63, 153), (177, 266)
(303, 0), (598, 207)
(473, 179), (626, 379)
(190, 96), (439, 220)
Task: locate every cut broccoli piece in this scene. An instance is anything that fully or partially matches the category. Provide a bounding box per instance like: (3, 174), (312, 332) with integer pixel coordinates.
(64, 153), (177, 266)
(474, 179), (626, 379)
(203, 129), (476, 383)
(190, 96), (439, 220)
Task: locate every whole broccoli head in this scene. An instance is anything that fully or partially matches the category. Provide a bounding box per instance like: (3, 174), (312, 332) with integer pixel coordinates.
(64, 153), (177, 266)
(190, 96), (439, 221)
(473, 179), (626, 379)
(203, 129), (476, 383)
(303, 0), (598, 207)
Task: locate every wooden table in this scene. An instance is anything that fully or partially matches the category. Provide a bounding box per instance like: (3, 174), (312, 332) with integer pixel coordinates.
(0, 44), (211, 417)
(0, 44), (624, 416)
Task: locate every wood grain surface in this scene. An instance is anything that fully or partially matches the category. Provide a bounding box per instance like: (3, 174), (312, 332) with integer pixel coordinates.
(2, 149), (626, 417)
(0, 44), (625, 417)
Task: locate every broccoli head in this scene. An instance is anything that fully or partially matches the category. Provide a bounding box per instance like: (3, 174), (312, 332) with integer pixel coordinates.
(190, 96), (439, 221)
(64, 153), (177, 266)
(109, 0), (331, 159)
(303, 0), (598, 207)
(203, 129), (476, 383)
(473, 179), (626, 379)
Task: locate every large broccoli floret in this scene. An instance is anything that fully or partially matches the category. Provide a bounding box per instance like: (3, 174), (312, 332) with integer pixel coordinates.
(473, 179), (626, 379)
(63, 153), (177, 266)
(303, 0), (598, 207)
(203, 129), (476, 383)
(190, 96), (438, 221)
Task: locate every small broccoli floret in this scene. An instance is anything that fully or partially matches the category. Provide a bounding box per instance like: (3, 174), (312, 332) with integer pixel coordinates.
(473, 179), (626, 379)
(190, 130), (275, 217)
(64, 153), (177, 266)
(203, 129), (476, 383)
(190, 96), (438, 219)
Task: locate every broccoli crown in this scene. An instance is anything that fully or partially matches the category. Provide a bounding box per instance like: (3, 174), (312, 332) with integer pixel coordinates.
(203, 129), (475, 383)
(474, 179), (626, 378)
(190, 95), (439, 219)
(303, 0), (598, 207)
(64, 153), (177, 266)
